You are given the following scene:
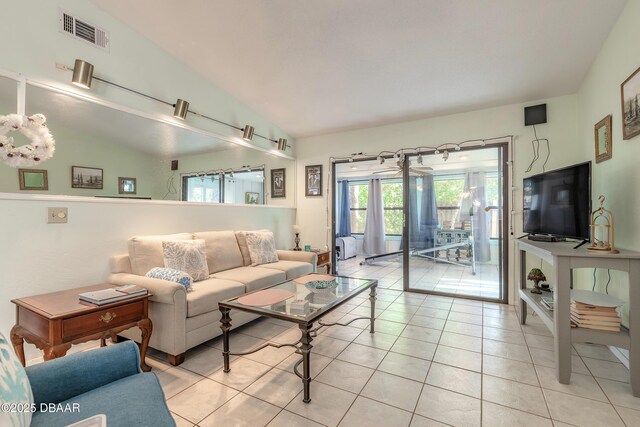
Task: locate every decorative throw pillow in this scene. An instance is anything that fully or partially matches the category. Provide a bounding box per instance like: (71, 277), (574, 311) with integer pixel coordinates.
(0, 332), (34, 427)
(146, 267), (193, 290)
(163, 240), (209, 282)
(245, 231), (279, 266)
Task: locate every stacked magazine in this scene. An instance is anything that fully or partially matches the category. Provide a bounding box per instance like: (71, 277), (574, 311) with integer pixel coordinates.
(569, 290), (623, 332)
(79, 285), (148, 306)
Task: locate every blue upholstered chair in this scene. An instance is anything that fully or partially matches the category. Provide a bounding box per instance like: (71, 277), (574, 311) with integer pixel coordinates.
(25, 342), (175, 427)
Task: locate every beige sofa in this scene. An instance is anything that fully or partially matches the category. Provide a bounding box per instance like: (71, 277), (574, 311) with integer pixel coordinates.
(108, 230), (317, 365)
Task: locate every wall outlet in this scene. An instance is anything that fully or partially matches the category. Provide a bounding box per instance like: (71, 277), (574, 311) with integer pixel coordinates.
(47, 207), (68, 224)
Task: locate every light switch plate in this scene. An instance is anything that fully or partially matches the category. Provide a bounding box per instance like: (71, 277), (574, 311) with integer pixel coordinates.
(47, 207), (68, 224)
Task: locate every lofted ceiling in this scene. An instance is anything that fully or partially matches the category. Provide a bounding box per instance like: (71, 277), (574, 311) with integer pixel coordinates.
(92, 0), (626, 138)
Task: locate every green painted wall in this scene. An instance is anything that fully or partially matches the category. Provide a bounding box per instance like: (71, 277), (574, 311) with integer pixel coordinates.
(0, 122), (165, 198)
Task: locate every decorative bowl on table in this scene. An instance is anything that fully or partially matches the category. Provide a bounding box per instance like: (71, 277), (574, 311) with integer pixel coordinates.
(304, 279), (338, 294)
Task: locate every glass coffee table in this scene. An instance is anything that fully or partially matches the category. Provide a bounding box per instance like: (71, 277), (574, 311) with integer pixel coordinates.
(218, 275), (377, 403)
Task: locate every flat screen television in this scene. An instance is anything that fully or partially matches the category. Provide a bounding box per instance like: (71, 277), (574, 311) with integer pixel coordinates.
(523, 162), (591, 240)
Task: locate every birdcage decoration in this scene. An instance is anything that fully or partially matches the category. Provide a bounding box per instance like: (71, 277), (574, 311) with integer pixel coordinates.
(587, 195), (619, 254)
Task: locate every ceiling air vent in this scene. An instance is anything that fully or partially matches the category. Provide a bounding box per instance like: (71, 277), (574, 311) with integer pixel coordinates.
(59, 10), (110, 51)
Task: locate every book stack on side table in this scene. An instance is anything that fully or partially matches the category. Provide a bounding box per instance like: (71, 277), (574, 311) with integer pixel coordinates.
(79, 285), (148, 306)
(570, 290), (623, 332)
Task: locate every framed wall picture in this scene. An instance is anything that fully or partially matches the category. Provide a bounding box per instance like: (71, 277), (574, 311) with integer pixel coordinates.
(18, 169), (48, 190)
(245, 192), (260, 204)
(305, 165), (322, 197)
(72, 166), (103, 189)
(118, 177), (137, 194)
(621, 66), (640, 140)
(271, 168), (286, 198)
(594, 115), (612, 163)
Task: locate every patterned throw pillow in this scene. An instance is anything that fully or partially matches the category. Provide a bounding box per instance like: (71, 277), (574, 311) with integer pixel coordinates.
(245, 231), (279, 266)
(146, 267), (193, 290)
(0, 332), (33, 427)
(163, 240), (210, 282)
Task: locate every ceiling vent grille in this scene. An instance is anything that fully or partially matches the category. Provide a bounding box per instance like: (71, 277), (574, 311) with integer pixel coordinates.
(59, 10), (109, 51)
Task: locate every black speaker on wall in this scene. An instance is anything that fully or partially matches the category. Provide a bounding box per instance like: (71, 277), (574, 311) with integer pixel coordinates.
(524, 104), (547, 126)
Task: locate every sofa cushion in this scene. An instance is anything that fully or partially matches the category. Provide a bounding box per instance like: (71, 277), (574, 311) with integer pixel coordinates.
(146, 267), (193, 290)
(245, 231), (279, 266)
(163, 240), (209, 281)
(212, 266), (286, 292)
(235, 230), (269, 266)
(186, 278), (246, 317)
(259, 260), (313, 280)
(30, 373), (172, 427)
(0, 332), (33, 427)
(194, 231), (244, 273)
(128, 233), (193, 276)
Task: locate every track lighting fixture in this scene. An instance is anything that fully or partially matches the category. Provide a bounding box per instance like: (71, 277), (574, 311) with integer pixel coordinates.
(417, 154), (423, 165)
(455, 145), (461, 151)
(242, 125), (255, 141)
(378, 156), (385, 165)
(443, 150), (449, 161)
(349, 157), (354, 163)
(67, 59), (289, 148)
(71, 59), (94, 89)
(174, 99), (189, 120)
(434, 149), (440, 154)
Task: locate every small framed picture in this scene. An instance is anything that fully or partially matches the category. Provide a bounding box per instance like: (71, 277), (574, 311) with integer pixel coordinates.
(18, 169), (48, 190)
(594, 115), (612, 163)
(118, 177), (137, 194)
(72, 166), (103, 189)
(271, 168), (286, 198)
(245, 192), (260, 204)
(305, 165), (322, 197)
(621, 66), (640, 140)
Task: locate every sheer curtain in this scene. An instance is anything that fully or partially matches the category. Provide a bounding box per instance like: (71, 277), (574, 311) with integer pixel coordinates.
(337, 180), (351, 237)
(363, 179), (386, 254)
(459, 171), (490, 262)
(417, 174), (439, 250)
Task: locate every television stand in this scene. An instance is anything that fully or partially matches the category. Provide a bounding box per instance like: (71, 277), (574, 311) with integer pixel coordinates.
(573, 239), (589, 250)
(516, 239), (640, 396)
(527, 235), (566, 243)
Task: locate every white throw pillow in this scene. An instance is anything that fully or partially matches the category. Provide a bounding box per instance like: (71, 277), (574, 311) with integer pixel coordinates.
(245, 231), (279, 266)
(0, 332), (33, 427)
(163, 240), (209, 282)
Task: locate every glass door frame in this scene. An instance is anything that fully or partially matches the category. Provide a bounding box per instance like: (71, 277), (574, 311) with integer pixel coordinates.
(402, 142), (510, 304)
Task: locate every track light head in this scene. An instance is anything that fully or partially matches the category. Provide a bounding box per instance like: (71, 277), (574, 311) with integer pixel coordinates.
(174, 99), (189, 120)
(417, 154), (423, 165)
(455, 145), (461, 151)
(378, 156), (385, 165)
(71, 59), (94, 89)
(349, 157), (354, 163)
(434, 149), (440, 155)
(277, 138), (287, 151)
(242, 125), (255, 141)
(443, 150), (449, 161)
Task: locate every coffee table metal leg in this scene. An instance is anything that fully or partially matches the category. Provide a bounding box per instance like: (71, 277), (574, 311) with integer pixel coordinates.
(220, 307), (232, 373)
(299, 323), (314, 403)
(369, 285), (377, 334)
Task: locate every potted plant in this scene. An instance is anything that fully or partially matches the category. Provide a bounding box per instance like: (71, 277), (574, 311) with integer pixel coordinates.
(527, 268), (546, 294)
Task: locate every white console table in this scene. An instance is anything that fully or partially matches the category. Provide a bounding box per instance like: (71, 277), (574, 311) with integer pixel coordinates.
(516, 239), (640, 396)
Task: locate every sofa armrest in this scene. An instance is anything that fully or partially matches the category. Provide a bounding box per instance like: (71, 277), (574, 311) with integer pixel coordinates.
(108, 273), (187, 305)
(26, 342), (141, 406)
(277, 250), (318, 266)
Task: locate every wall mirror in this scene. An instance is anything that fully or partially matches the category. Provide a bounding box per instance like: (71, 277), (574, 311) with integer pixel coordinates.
(0, 75), (295, 206)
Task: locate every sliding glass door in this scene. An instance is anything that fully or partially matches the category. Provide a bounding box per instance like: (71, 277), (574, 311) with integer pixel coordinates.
(403, 145), (508, 302)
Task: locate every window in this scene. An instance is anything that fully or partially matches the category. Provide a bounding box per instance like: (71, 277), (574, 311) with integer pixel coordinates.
(182, 174), (221, 203)
(348, 179), (403, 235)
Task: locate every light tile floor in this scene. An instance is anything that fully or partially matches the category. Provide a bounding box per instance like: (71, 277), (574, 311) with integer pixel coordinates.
(149, 287), (639, 427)
(336, 255), (501, 300)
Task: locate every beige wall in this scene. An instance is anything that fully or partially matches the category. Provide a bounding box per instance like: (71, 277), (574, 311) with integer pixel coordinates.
(573, 0), (640, 328)
(295, 94), (582, 303)
(0, 194), (296, 360)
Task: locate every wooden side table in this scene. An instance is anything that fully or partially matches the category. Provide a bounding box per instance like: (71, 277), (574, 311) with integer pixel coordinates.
(317, 250), (331, 274)
(10, 284), (153, 372)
